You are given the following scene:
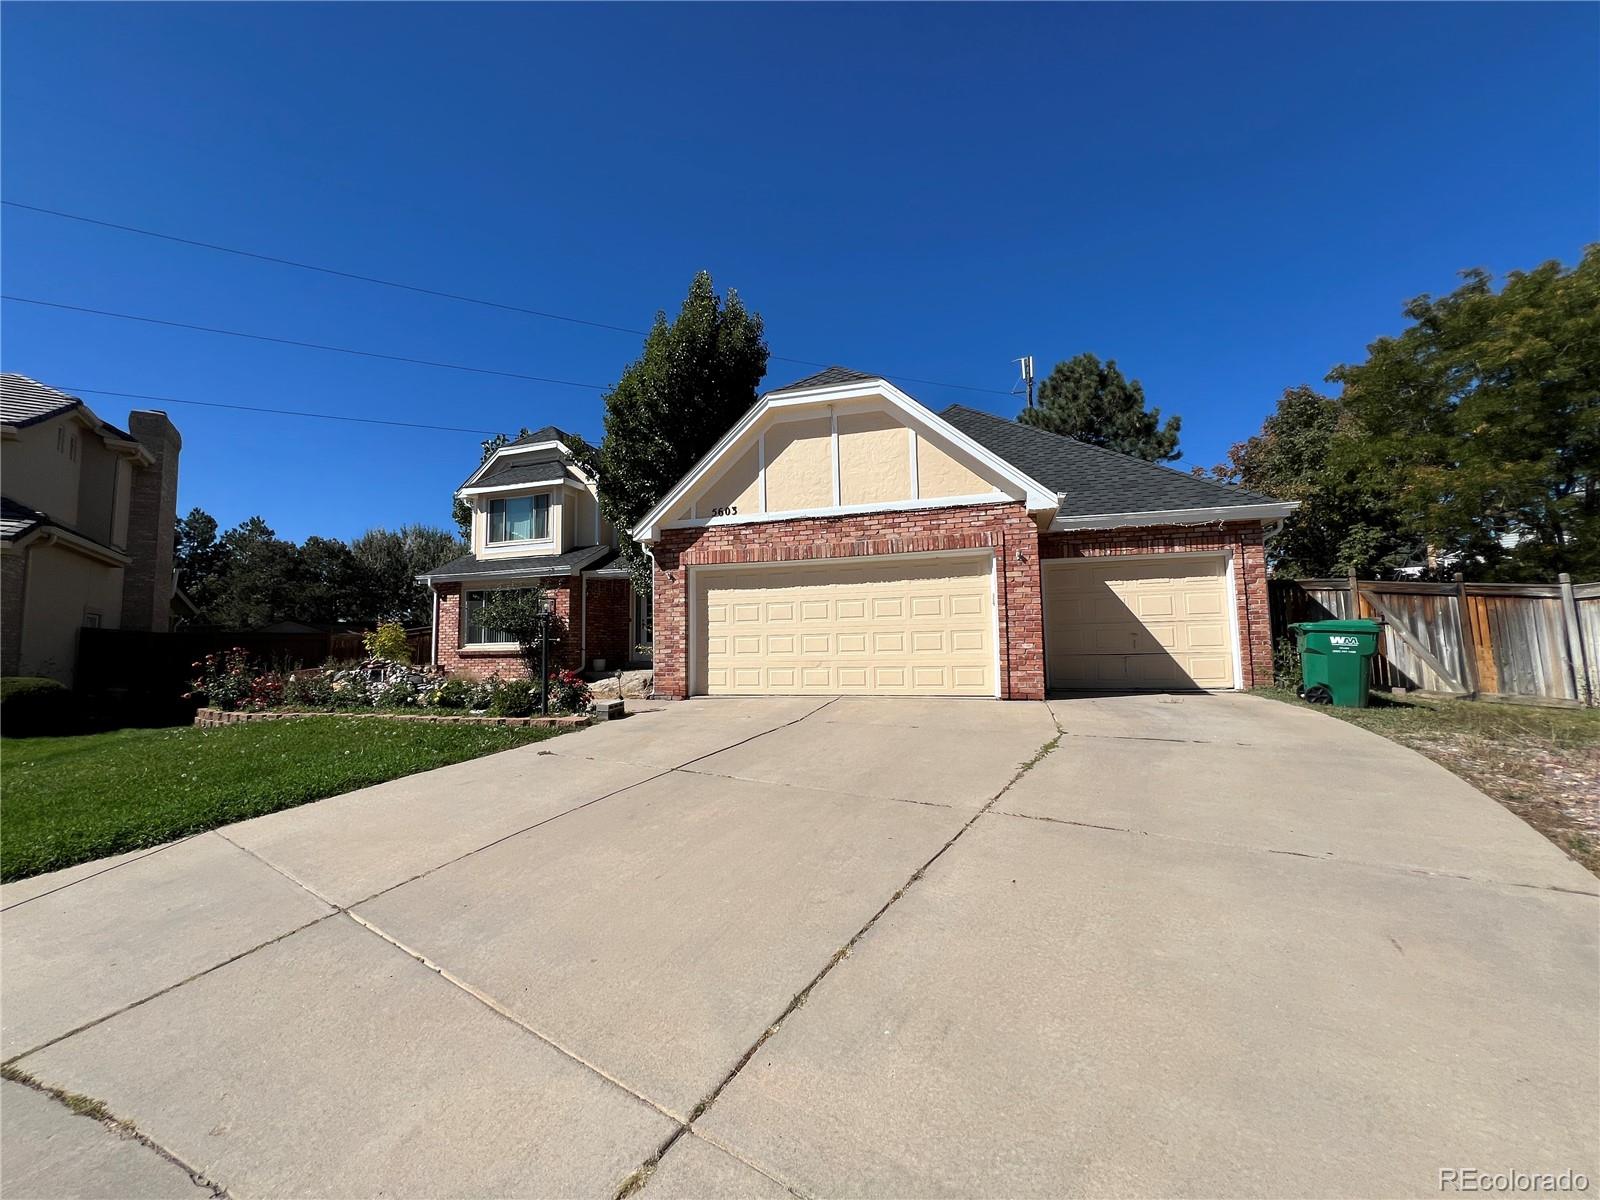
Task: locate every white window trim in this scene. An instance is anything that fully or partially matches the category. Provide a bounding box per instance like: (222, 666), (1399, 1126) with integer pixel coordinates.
(686, 547), (1001, 699)
(1040, 549), (1243, 691)
(486, 493), (553, 546)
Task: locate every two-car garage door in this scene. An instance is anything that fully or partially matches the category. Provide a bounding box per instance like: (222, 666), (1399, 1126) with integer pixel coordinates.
(693, 554), (996, 696)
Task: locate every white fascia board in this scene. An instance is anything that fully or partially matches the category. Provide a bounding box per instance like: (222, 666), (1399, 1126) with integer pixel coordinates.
(416, 544), (610, 585)
(1049, 501), (1300, 531)
(36, 527), (132, 567)
(632, 380), (1059, 542)
(458, 478), (589, 499)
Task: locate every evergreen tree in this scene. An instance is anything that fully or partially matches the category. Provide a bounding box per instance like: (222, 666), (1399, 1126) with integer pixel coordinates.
(1021, 353), (1181, 462)
(597, 272), (769, 586)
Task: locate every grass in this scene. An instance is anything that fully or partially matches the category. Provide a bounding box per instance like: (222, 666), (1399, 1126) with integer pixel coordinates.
(0, 717), (563, 882)
(1257, 687), (1600, 875)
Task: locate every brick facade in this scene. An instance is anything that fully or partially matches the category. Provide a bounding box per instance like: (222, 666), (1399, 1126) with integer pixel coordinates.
(648, 509), (1275, 700)
(650, 502), (1046, 701)
(583, 577), (634, 670)
(1038, 520), (1273, 688)
(433, 575), (635, 680)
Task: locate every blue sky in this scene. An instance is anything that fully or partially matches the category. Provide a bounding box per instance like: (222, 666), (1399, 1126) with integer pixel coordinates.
(3, 3), (1595, 542)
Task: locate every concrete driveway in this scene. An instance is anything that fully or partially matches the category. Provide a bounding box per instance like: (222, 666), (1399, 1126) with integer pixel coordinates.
(2, 695), (1596, 1198)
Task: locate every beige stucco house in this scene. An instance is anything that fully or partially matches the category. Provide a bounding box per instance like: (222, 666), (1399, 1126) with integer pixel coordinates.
(1, 374), (182, 684)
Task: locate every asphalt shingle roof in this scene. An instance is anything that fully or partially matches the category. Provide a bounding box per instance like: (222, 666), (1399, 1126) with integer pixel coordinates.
(939, 404), (1281, 518)
(765, 366), (881, 395)
(419, 544), (613, 582)
(510, 425), (578, 447)
(466, 459), (579, 490)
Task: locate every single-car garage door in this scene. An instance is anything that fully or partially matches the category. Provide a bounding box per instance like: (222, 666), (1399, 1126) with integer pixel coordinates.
(1044, 554), (1237, 691)
(693, 554), (996, 696)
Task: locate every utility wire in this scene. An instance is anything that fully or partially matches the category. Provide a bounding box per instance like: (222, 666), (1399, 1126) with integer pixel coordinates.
(1, 295), (609, 390)
(4, 199), (1016, 398)
(57, 385), (504, 436)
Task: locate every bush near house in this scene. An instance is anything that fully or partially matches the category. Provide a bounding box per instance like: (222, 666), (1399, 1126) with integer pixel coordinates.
(0, 677), (80, 738)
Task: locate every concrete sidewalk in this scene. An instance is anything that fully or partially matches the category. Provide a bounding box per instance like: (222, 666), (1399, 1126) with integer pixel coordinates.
(3, 694), (1596, 1198)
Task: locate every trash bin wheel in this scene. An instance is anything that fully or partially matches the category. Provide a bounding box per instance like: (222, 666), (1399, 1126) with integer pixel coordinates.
(1302, 683), (1334, 705)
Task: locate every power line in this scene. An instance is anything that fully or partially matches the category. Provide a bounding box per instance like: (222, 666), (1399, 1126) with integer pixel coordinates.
(57, 385), (503, 436)
(1, 295), (609, 390)
(4, 199), (1016, 398)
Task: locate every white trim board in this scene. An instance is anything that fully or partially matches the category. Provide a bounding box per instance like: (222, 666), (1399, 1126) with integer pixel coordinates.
(1050, 502), (1298, 531)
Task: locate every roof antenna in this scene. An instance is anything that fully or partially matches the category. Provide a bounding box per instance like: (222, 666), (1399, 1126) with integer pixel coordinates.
(1012, 356), (1035, 408)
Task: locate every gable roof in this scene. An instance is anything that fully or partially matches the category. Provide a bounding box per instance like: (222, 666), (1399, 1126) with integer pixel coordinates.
(939, 405), (1288, 525)
(1, 373), (141, 443)
(766, 366), (881, 395)
(461, 458), (582, 492)
(2, 373), (83, 427)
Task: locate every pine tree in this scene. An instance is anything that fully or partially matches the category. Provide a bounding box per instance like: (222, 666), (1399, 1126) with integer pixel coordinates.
(1020, 353), (1181, 462)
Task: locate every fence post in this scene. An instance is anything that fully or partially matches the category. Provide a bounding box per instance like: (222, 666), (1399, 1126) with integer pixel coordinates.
(1346, 567), (1360, 620)
(1557, 573), (1592, 707)
(1453, 572), (1480, 699)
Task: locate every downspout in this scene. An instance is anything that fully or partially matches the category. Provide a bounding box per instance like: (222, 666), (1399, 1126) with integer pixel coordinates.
(580, 571), (588, 671)
(430, 585), (439, 667)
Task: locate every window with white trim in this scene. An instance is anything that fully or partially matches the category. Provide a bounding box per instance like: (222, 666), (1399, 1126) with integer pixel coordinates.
(488, 494), (550, 543)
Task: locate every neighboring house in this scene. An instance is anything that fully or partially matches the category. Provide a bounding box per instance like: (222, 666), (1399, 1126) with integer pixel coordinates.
(1, 374), (183, 684)
(633, 367), (1297, 700)
(419, 427), (641, 677)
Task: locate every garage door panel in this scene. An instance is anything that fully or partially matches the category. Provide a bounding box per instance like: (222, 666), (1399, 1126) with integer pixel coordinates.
(696, 555), (995, 696)
(1045, 557), (1235, 692)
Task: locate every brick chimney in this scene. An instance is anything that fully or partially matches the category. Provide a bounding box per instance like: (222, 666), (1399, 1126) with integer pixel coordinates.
(121, 410), (182, 632)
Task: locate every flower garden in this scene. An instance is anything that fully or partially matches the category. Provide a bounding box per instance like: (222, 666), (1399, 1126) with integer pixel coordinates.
(188, 623), (593, 721)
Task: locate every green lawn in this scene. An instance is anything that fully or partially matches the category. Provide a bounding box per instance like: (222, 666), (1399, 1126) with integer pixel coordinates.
(0, 718), (562, 882)
(1257, 687), (1600, 874)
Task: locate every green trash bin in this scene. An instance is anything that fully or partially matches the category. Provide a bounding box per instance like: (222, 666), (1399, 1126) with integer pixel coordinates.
(1290, 619), (1382, 708)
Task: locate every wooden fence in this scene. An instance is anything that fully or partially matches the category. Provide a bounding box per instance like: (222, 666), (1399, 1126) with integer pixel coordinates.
(1270, 573), (1599, 708)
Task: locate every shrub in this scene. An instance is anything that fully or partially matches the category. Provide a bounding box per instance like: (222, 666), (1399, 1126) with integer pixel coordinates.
(430, 679), (473, 709)
(489, 679), (536, 717)
(284, 671), (336, 709)
(379, 678), (420, 708)
(363, 621), (412, 665)
(1273, 635), (1303, 690)
(329, 675), (376, 709)
(0, 676), (78, 737)
(547, 669), (592, 715)
(189, 649), (257, 712)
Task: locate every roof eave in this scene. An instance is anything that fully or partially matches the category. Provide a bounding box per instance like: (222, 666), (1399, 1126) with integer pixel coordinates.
(1049, 501), (1300, 532)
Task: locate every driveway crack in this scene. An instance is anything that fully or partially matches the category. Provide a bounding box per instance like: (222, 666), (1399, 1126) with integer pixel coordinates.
(612, 719), (1065, 1199)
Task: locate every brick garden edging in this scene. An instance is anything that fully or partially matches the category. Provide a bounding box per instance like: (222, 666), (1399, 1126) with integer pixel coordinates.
(194, 708), (590, 730)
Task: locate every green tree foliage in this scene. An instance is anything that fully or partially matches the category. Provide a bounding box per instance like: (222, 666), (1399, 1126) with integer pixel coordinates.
(349, 524), (467, 624)
(1020, 353), (1181, 462)
(1328, 248), (1599, 581)
(1208, 387), (1416, 577)
(597, 271), (769, 587)
(174, 511), (465, 628)
(476, 585), (563, 685)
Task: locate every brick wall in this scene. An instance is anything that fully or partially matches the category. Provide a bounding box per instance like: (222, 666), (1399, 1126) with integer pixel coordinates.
(121, 411), (181, 633)
(1038, 521), (1273, 687)
(433, 576), (583, 680)
(1, 551), (26, 676)
(583, 577), (634, 670)
(650, 502), (1046, 700)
